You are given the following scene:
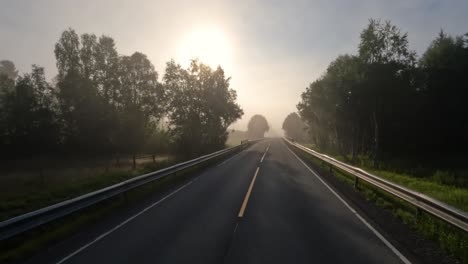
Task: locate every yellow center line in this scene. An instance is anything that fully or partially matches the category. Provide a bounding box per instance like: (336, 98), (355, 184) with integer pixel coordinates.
(260, 144), (270, 163)
(238, 166), (260, 218)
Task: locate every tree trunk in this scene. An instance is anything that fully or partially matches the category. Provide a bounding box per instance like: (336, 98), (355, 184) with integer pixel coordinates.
(132, 153), (136, 169)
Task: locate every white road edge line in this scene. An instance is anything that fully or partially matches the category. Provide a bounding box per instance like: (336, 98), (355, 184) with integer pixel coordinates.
(55, 181), (193, 264)
(287, 147), (412, 264)
(260, 144), (270, 163)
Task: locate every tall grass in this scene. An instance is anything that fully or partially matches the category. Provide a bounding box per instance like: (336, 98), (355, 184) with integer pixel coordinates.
(0, 155), (175, 221)
(302, 143), (468, 212)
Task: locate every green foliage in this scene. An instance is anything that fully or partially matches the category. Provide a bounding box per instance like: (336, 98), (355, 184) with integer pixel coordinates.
(1, 65), (60, 156)
(297, 18), (468, 174)
(163, 59), (243, 157)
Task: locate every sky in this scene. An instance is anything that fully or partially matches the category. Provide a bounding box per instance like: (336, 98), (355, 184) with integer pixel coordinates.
(1, 0), (467, 136)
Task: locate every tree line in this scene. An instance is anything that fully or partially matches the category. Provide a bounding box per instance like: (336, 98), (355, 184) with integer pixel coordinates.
(0, 28), (243, 159)
(297, 19), (468, 168)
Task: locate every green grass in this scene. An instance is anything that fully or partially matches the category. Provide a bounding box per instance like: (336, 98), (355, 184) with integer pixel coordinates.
(0, 157), (176, 221)
(365, 169), (468, 212)
(301, 143), (468, 212)
(292, 146), (468, 263)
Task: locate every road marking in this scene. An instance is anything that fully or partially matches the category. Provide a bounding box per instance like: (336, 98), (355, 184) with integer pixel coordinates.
(55, 181), (193, 264)
(238, 167), (260, 218)
(260, 144), (270, 163)
(287, 147), (412, 264)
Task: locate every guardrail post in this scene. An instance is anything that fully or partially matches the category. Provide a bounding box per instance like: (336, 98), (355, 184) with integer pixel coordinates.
(354, 176), (359, 189)
(329, 164), (333, 174)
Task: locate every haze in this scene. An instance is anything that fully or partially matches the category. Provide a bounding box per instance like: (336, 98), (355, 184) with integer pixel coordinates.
(1, 0), (467, 135)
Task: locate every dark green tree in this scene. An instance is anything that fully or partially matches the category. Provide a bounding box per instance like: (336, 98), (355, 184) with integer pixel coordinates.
(164, 59), (243, 157)
(1, 66), (59, 156)
(115, 52), (165, 163)
(418, 30), (468, 155)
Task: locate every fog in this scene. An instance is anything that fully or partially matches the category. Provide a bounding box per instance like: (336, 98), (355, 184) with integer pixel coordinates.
(1, 0), (467, 134)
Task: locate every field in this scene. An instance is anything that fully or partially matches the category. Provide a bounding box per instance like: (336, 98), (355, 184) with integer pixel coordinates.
(0, 154), (174, 221)
(226, 129), (248, 147)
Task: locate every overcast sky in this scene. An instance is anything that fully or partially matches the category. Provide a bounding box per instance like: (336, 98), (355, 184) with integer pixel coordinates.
(1, 0), (467, 135)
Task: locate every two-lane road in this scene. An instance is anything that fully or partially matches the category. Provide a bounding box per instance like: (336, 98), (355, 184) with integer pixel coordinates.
(31, 139), (409, 264)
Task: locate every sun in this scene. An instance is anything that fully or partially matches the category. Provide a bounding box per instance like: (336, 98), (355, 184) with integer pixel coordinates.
(177, 26), (233, 72)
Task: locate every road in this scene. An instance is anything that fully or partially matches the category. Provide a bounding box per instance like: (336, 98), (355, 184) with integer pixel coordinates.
(31, 138), (409, 264)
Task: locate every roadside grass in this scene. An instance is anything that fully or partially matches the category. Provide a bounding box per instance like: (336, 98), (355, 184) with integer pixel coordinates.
(0, 155), (175, 222)
(365, 169), (468, 212)
(0, 147), (243, 264)
(292, 146), (468, 263)
(301, 143), (468, 212)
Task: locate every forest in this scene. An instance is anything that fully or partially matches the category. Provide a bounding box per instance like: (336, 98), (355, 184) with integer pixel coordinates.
(296, 19), (468, 181)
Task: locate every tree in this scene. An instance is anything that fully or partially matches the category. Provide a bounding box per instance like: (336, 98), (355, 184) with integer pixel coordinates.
(0, 60), (18, 80)
(358, 19), (416, 164)
(54, 29), (127, 154)
(247, 114), (269, 139)
(0, 66), (17, 152)
(1, 65), (59, 156)
(164, 59), (243, 157)
(115, 52), (164, 161)
(298, 19), (417, 163)
(298, 55), (364, 153)
(54, 28), (81, 80)
(417, 31), (468, 155)
(282, 112), (307, 142)
(358, 19), (415, 65)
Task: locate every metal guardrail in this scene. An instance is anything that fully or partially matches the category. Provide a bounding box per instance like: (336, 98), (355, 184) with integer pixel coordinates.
(284, 138), (468, 232)
(0, 140), (259, 241)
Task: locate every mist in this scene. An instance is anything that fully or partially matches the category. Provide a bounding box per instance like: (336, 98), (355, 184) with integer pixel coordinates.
(3, 0), (467, 134)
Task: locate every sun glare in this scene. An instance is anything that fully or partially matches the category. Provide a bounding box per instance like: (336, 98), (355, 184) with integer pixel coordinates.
(177, 27), (233, 72)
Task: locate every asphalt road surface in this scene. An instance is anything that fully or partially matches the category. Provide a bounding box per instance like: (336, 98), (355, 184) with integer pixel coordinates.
(30, 138), (410, 264)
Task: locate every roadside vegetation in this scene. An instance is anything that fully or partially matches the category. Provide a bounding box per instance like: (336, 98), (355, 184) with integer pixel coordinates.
(0, 155), (175, 221)
(291, 146), (468, 263)
(0, 28), (243, 220)
(293, 19), (468, 191)
(0, 147), (243, 264)
(302, 143), (468, 212)
(283, 18), (468, 263)
(281, 18), (468, 209)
